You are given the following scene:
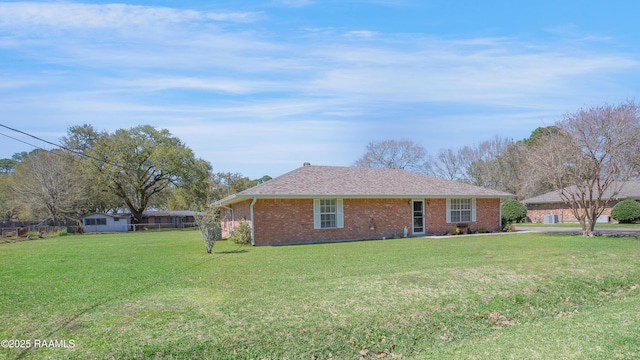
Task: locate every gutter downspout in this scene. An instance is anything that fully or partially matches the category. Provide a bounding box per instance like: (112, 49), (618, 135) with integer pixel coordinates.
(250, 197), (257, 246)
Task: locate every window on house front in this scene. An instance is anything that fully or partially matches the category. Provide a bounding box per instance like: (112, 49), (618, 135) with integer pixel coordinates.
(447, 198), (476, 223)
(320, 199), (337, 228)
(313, 199), (344, 229)
(450, 198), (472, 222)
(155, 217), (162, 224)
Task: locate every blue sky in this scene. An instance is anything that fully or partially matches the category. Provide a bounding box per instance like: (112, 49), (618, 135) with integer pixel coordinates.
(1, 0), (638, 179)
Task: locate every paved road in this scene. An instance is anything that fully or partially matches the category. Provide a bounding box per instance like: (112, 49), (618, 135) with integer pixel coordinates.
(515, 226), (640, 237)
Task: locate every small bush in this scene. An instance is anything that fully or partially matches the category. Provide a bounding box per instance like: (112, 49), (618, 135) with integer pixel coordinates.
(611, 200), (640, 223)
(501, 198), (527, 226)
(230, 220), (252, 245)
(57, 229), (69, 237)
(194, 208), (221, 254)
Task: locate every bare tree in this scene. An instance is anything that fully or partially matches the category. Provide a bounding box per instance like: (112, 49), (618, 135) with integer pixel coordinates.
(431, 148), (464, 181)
(510, 127), (561, 199)
(11, 149), (85, 223)
(431, 136), (516, 192)
(354, 139), (430, 173)
(526, 101), (640, 237)
(462, 136), (514, 188)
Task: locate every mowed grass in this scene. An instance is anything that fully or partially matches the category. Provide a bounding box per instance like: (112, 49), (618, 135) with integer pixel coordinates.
(1, 230), (639, 359)
(515, 222), (640, 229)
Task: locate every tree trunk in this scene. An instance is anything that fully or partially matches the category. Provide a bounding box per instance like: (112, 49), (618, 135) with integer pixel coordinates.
(578, 218), (596, 237)
(130, 208), (143, 224)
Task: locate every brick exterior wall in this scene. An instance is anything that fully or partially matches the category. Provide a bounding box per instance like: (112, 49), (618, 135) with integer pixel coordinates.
(220, 200), (253, 239)
(526, 203), (614, 223)
(221, 197), (503, 245)
(424, 198), (502, 234)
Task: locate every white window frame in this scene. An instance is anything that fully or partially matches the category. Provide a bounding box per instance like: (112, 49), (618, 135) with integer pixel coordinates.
(446, 198), (476, 223)
(313, 199), (344, 229)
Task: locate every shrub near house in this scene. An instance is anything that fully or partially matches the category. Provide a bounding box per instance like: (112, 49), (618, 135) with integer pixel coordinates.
(611, 200), (640, 223)
(501, 198), (528, 225)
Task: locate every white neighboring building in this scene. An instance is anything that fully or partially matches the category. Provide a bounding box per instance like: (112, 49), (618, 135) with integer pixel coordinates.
(82, 213), (131, 233)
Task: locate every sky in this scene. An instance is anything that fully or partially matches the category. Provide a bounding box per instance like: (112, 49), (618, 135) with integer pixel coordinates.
(0, 0), (639, 179)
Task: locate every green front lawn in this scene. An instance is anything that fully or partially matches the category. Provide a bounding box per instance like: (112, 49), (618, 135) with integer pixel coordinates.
(516, 222), (640, 228)
(1, 230), (639, 359)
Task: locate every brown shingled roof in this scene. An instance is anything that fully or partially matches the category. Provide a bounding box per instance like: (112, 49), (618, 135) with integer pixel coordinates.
(522, 180), (640, 204)
(217, 165), (514, 205)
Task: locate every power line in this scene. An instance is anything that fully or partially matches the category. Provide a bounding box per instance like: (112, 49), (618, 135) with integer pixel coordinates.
(0, 131), (46, 151)
(0, 123), (129, 170)
(0, 130), (85, 164)
(0, 123), (80, 155)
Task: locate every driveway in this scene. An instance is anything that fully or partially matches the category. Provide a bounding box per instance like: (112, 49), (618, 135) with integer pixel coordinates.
(515, 226), (640, 237)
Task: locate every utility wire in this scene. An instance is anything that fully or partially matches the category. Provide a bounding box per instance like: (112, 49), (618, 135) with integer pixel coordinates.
(0, 131), (46, 151)
(1, 123), (82, 155)
(0, 129), (94, 163)
(0, 123), (130, 171)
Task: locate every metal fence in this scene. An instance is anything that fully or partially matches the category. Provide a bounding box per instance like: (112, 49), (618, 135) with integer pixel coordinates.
(0, 221), (198, 238)
(0, 225), (67, 239)
(128, 222), (198, 232)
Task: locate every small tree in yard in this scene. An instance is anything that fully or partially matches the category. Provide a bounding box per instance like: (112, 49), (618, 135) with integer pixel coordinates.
(229, 220), (252, 246)
(194, 208), (221, 254)
(501, 198), (528, 227)
(525, 101), (640, 237)
(611, 200), (640, 223)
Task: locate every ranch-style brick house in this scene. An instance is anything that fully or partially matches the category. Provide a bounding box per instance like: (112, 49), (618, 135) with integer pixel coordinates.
(522, 180), (640, 223)
(215, 164), (514, 245)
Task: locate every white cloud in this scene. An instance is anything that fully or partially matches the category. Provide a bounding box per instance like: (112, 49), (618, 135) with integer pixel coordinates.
(343, 30), (377, 38)
(0, 2), (260, 30)
(1, 2), (639, 177)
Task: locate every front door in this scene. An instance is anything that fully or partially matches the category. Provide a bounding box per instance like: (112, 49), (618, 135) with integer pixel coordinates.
(412, 200), (425, 235)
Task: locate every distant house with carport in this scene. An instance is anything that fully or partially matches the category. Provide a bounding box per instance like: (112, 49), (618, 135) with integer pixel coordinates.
(522, 180), (640, 223)
(140, 210), (197, 229)
(215, 163), (514, 245)
(81, 210), (197, 233)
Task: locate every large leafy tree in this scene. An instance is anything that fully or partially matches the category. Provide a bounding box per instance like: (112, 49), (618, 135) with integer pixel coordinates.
(0, 158), (17, 174)
(526, 101), (640, 237)
(60, 124), (105, 155)
(161, 158), (214, 210)
(84, 125), (211, 224)
(210, 172), (267, 201)
(61, 125), (125, 213)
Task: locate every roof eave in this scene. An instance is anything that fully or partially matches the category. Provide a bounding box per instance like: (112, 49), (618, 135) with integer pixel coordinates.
(216, 193), (514, 204)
